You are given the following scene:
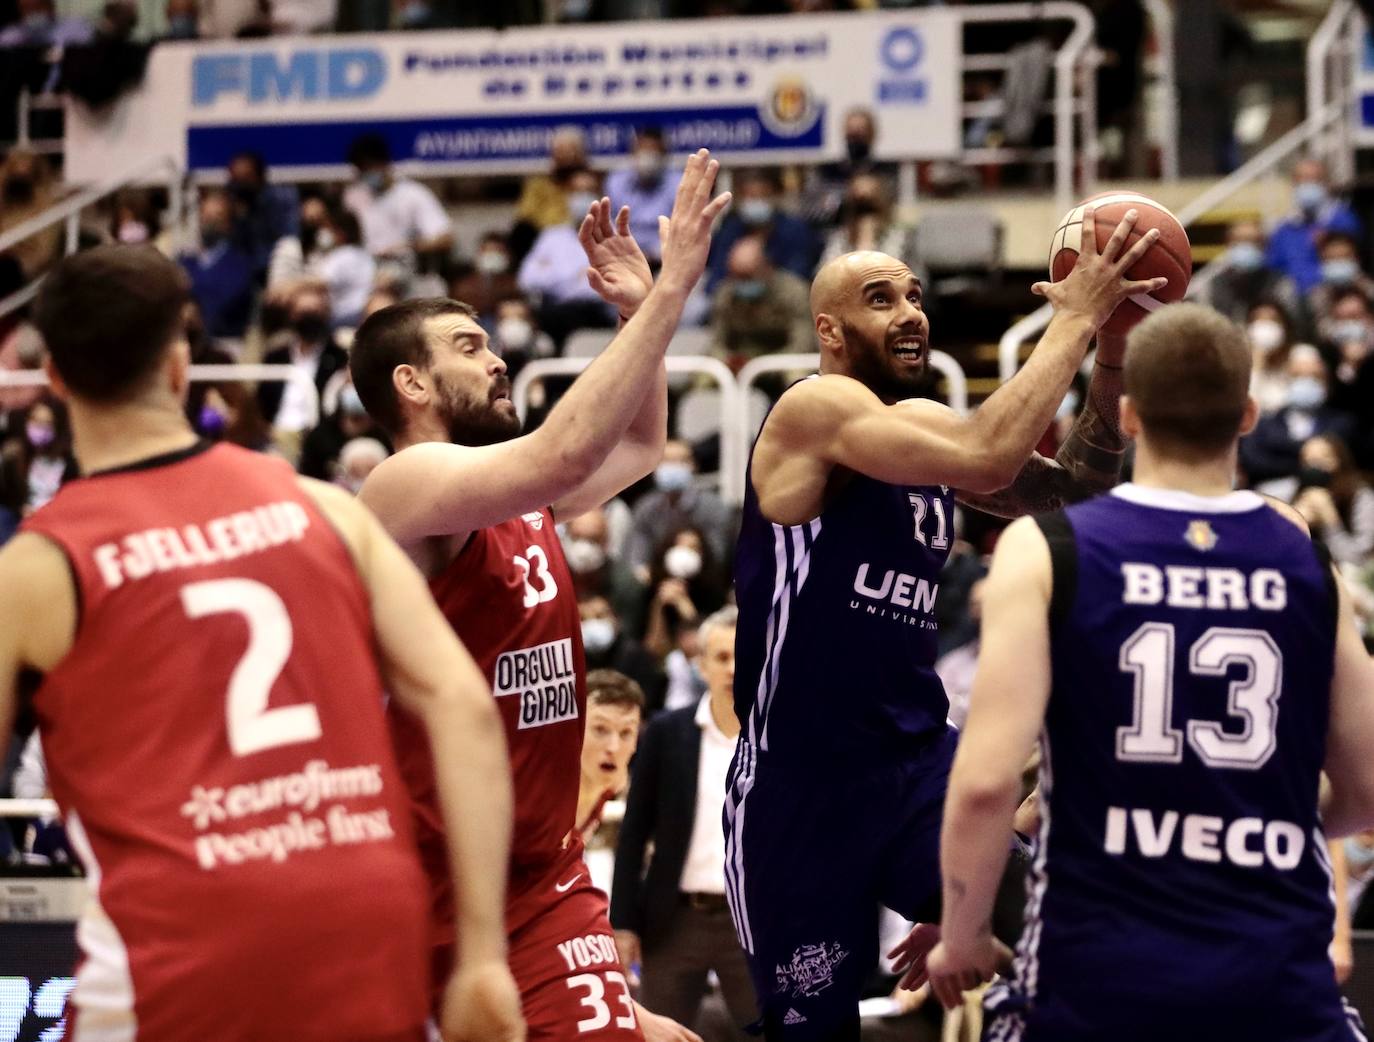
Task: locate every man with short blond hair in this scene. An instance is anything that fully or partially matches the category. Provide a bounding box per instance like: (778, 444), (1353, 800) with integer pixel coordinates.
(927, 302), (1374, 1041)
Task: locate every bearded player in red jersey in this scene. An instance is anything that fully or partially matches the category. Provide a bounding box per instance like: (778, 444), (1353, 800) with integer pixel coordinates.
(0, 245), (524, 1042)
(348, 150), (729, 1042)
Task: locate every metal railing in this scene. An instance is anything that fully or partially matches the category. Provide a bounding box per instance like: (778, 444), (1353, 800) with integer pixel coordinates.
(0, 364), (321, 428)
(735, 349), (968, 418)
(996, 93), (1355, 384)
(0, 154), (186, 321)
(511, 355), (745, 504)
(1308, 0), (1360, 186)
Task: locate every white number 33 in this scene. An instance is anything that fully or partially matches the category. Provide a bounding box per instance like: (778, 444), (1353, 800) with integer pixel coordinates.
(514, 545), (559, 608)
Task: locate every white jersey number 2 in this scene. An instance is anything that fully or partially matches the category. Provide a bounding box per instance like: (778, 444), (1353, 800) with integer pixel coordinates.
(181, 578), (320, 757)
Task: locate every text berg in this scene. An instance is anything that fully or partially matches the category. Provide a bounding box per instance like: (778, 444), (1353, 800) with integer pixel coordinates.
(1103, 806), (1304, 870)
(1121, 563), (1287, 611)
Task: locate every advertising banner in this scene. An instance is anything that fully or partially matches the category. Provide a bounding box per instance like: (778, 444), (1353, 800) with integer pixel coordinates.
(65, 11), (960, 181)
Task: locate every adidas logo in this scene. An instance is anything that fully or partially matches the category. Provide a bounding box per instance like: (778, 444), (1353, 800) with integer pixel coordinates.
(783, 1009), (807, 1025)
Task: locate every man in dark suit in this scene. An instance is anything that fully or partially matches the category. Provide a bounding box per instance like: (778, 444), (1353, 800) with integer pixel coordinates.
(612, 606), (756, 1039)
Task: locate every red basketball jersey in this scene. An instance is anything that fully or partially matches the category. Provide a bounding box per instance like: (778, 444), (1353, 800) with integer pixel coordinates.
(21, 442), (429, 1042)
(389, 507), (586, 937)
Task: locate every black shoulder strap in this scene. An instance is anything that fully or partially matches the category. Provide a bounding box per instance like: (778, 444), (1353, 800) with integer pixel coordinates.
(1312, 538), (1339, 635)
(1034, 510), (1078, 630)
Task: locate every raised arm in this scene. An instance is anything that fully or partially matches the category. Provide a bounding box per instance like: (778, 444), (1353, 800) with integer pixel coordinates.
(553, 198), (667, 518)
(361, 151), (729, 547)
(925, 517), (1052, 1008)
(300, 479), (523, 1042)
(955, 329), (1129, 518)
(754, 209), (1163, 521)
(1320, 566), (1374, 838)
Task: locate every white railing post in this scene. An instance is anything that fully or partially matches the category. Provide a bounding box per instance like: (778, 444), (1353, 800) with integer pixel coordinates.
(1142, 0), (1179, 181)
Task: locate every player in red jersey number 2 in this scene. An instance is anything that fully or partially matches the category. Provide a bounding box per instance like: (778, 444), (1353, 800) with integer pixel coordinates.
(348, 150), (731, 1042)
(0, 245), (524, 1042)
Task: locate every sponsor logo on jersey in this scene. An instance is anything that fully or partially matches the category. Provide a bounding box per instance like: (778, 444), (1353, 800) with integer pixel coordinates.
(776, 942), (848, 999)
(1185, 519), (1218, 552)
(1103, 806), (1305, 871)
(493, 637), (579, 729)
(522, 510), (545, 531)
(1121, 562), (1286, 611)
(849, 563), (939, 630)
(784, 1009), (808, 1025)
(93, 500), (311, 589)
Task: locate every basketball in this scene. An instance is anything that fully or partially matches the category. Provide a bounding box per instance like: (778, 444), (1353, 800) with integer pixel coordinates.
(1048, 191), (1192, 336)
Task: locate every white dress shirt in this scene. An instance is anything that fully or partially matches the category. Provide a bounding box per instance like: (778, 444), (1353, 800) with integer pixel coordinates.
(274, 339), (322, 433)
(344, 178), (453, 258)
(678, 695), (737, 895)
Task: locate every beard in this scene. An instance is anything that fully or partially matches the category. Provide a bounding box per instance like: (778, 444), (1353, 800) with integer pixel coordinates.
(436, 371), (522, 447)
(842, 320), (934, 403)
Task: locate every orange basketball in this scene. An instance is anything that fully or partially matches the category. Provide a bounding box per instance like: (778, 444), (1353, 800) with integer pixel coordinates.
(1048, 191), (1192, 337)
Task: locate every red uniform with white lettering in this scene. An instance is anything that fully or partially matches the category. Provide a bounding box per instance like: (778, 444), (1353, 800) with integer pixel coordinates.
(21, 443), (429, 1042)
(388, 509), (643, 1041)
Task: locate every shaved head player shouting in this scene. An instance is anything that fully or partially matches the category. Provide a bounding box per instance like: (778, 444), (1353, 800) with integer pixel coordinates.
(348, 150), (730, 1042)
(725, 209), (1168, 1041)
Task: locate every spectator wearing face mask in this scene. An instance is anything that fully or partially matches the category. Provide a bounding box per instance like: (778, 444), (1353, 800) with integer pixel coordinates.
(307, 209), (376, 329)
(162, 0), (199, 37)
(603, 127), (681, 264)
(1266, 158), (1363, 296)
(517, 167), (616, 346)
(109, 188), (161, 249)
(819, 173), (914, 267)
(343, 133), (454, 263)
(1307, 232), (1374, 327)
(626, 440), (733, 579)
(0, 398), (73, 534)
(299, 381), (392, 481)
(1244, 302), (1300, 415)
(643, 526), (727, 662)
(488, 296), (555, 382)
(511, 126), (589, 258)
(1206, 220), (1301, 328)
(257, 278), (349, 460)
(1289, 433), (1374, 567)
(711, 234), (814, 367)
(179, 190), (256, 344)
(0, 0), (92, 47)
(1239, 345), (1358, 488)
(564, 506), (646, 637)
(580, 595), (666, 714)
(225, 151), (300, 282)
(705, 169), (819, 292)
(449, 233), (521, 327)
(800, 107), (899, 228)
(1320, 287), (1374, 409)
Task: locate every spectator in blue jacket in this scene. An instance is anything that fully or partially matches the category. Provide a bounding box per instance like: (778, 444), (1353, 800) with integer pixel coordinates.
(179, 191), (255, 343)
(604, 127), (680, 265)
(1266, 158), (1363, 296)
(705, 169), (818, 291)
(226, 151), (300, 282)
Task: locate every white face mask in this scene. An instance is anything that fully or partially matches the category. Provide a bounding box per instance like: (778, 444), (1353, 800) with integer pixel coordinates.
(476, 250), (509, 276)
(1247, 319), (1285, 354)
(564, 537), (607, 574)
(497, 317), (534, 352)
(664, 545), (703, 580)
(581, 617), (617, 654)
(314, 228), (337, 251)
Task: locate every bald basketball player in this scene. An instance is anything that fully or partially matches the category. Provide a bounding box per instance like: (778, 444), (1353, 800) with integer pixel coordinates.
(724, 207), (1167, 1041)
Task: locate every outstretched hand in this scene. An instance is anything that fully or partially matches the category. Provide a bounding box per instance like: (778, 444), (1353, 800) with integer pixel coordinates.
(1032, 206), (1168, 331)
(657, 148), (732, 296)
(579, 197), (654, 320)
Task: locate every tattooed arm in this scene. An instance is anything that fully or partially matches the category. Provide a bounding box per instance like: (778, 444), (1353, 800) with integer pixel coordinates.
(955, 332), (1128, 519)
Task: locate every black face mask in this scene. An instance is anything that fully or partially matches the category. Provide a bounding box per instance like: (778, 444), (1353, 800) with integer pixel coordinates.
(229, 180), (260, 204)
(845, 138), (872, 164)
(1298, 465), (1333, 489)
(844, 198), (882, 219)
(292, 313), (329, 344)
(4, 177), (35, 205)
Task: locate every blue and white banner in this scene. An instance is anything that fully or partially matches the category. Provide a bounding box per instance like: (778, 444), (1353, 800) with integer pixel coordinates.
(65, 11), (959, 180)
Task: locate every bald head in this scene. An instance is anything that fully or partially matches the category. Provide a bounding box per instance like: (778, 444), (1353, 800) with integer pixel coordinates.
(811, 251), (911, 318)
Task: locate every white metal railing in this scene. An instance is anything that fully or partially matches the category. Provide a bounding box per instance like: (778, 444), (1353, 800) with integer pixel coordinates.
(0, 155), (186, 321)
(1309, 0), (1360, 186)
(511, 355), (744, 504)
(0, 799), (58, 819)
(1141, 0), (1179, 182)
(0, 364), (321, 428)
(997, 94), (1355, 384)
(735, 350), (967, 420)
(11, 88), (64, 158)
